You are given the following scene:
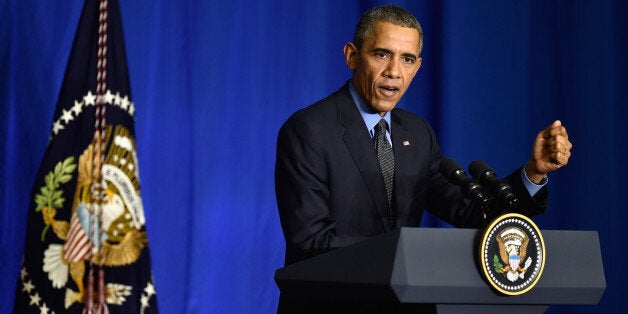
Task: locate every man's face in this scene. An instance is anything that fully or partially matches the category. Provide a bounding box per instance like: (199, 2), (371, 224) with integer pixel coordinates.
(344, 22), (422, 115)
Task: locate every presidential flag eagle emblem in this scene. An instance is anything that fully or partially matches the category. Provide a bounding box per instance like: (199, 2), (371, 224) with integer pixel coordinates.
(479, 213), (545, 295)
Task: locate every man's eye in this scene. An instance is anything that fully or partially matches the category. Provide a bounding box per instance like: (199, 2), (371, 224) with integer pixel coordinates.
(403, 57), (415, 64)
(376, 52), (389, 58)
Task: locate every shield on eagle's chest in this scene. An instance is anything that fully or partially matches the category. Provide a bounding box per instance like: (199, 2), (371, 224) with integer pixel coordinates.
(509, 255), (520, 272)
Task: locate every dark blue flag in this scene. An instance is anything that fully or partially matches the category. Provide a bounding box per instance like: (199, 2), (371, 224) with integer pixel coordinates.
(13, 0), (157, 313)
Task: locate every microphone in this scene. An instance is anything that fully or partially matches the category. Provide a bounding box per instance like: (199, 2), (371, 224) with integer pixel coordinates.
(468, 160), (520, 210)
(439, 158), (491, 214)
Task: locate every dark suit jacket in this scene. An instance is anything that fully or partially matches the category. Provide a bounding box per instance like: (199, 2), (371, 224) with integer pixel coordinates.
(274, 82), (547, 313)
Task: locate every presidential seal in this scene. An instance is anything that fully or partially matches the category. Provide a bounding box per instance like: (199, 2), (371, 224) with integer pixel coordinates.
(479, 213), (545, 295)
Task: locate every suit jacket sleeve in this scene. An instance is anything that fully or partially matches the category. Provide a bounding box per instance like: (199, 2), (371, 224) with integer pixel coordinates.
(504, 168), (548, 217)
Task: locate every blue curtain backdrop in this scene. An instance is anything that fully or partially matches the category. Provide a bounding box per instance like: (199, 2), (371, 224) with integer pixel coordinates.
(2, 1), (626, 313)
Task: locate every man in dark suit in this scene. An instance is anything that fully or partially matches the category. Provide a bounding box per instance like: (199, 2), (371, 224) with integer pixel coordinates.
(275, 5), (572, 313)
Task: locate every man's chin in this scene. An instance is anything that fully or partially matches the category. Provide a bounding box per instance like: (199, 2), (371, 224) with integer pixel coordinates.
(371, 102), (398, 114)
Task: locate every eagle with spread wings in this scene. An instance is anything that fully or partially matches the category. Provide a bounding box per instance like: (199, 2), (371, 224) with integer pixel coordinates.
(497, 236), (529, 275)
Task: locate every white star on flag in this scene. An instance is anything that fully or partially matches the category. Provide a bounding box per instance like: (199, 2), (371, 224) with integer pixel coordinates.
(144, 282), (156, 296)
(39, 303), (50, 314)
(120, 95), (130, 110)
(71, 100), (83, 115)
(104, 89), (114, 104)
(29, 293), (41, 306)
(60, 109), (74, 123)
(22, 280), (34, 293)
(83, 91), (96, 106)
(52, 120), (64, 135)
(114, 92), (122, 106)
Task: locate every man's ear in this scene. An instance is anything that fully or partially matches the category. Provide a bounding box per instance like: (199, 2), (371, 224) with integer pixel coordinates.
(413, 57), (423, 77)
(343, 42), (358, 70)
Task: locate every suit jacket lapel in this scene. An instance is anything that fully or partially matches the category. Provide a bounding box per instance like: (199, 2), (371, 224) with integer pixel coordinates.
(391, 111), (413, 219)
(335, 84), (390, 231)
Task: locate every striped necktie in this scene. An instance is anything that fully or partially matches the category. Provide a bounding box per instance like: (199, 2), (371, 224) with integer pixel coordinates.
(375, 119), (395, 226)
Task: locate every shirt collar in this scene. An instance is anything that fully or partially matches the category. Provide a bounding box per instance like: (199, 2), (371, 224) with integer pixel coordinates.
(349, 80), (392, 137)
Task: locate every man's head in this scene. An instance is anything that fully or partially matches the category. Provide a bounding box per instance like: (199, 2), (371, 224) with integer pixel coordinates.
(353, 5), (424, 55)
(344, 5), (423, 115)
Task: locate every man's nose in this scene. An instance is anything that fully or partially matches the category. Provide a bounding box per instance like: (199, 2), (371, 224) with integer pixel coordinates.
(383, 59), (401, 78)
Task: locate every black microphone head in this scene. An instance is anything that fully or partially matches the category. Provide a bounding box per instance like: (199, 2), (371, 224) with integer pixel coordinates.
(440, 158), (464, 179)
(439, 158), (459, 177)
(469, 160), (520, 211)
(469, 160), (494, 179)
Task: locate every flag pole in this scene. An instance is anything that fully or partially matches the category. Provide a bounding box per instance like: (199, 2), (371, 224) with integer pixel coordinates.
(88, 0), (109, 313)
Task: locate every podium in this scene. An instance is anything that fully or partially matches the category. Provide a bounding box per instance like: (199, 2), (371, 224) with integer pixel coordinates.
(275, 228), (606, 313)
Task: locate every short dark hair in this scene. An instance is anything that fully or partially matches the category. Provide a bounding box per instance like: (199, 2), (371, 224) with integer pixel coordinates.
(353, 5), (423, 54)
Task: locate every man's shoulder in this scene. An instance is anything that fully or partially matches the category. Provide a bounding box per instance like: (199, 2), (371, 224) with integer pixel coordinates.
(391, 107), (430, 127)
(282, 84), (352, 126)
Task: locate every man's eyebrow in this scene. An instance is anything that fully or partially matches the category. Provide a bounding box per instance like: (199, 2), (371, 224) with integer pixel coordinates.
(371, 47), (392, 54)
(401, 52), (418, 60)
(370, 47), (418, 60)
